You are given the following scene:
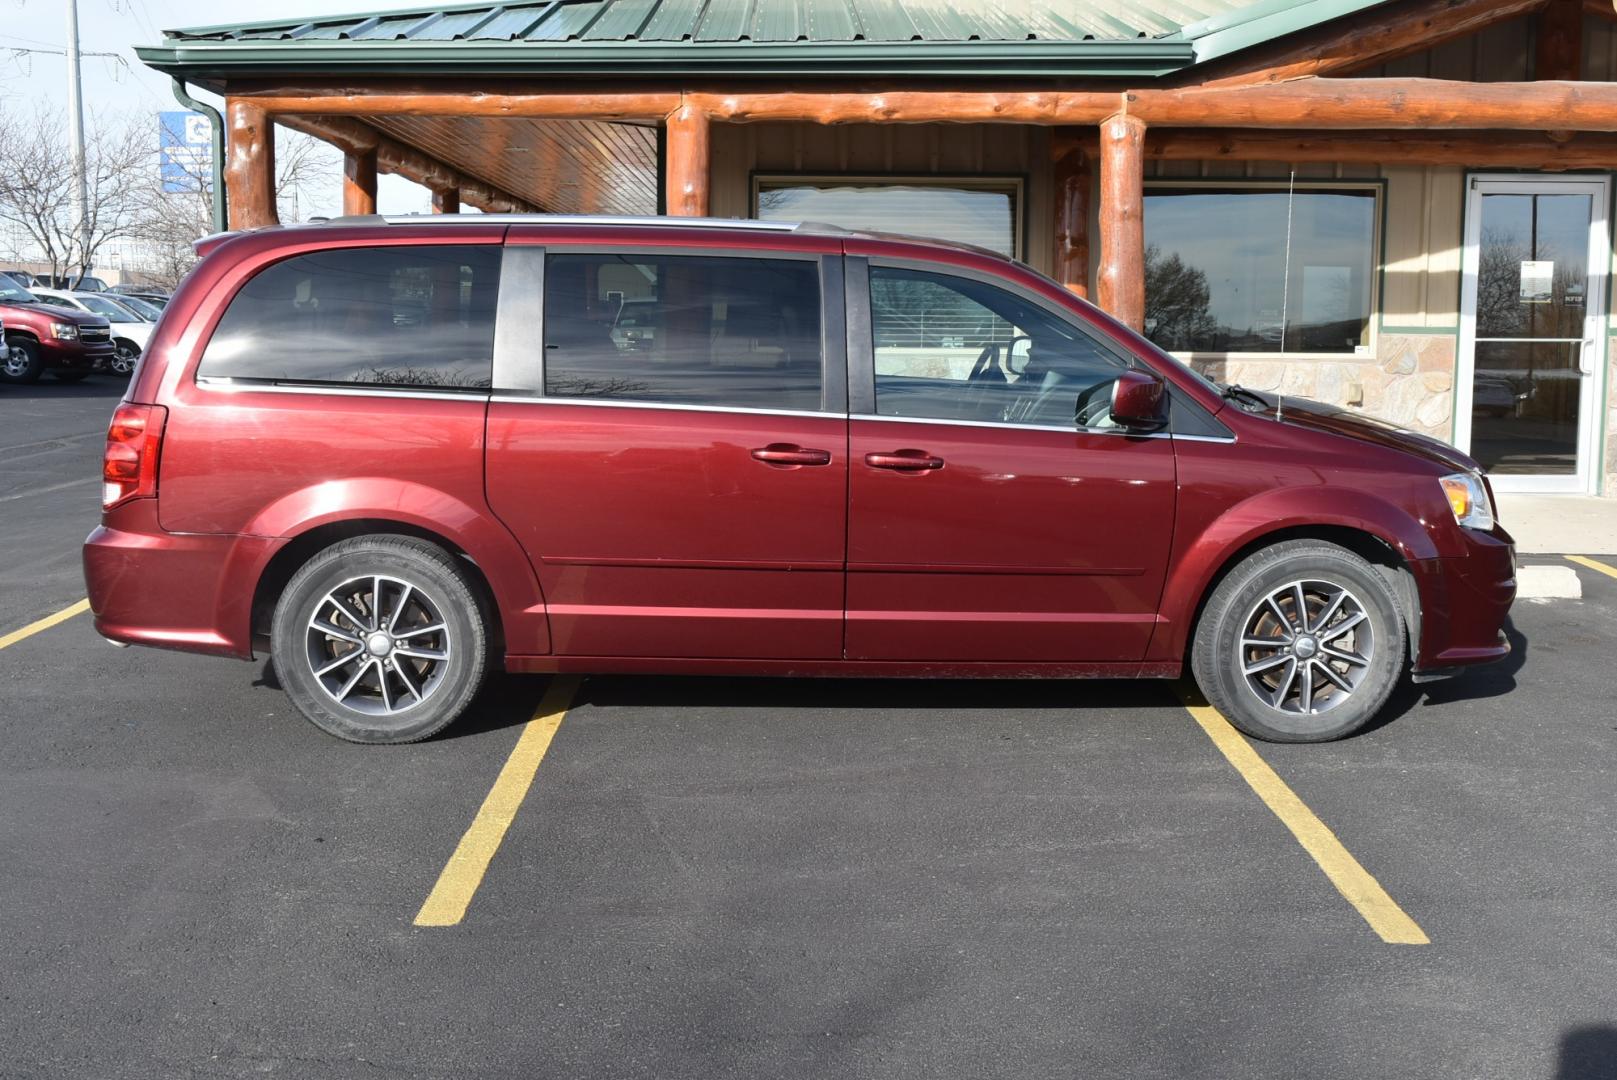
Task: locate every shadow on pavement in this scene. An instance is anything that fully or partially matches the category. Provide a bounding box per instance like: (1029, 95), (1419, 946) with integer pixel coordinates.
(0, 375), (128, 402)
(1360, 615), (1528, 736)
(1556, 1024), (1617, 1080)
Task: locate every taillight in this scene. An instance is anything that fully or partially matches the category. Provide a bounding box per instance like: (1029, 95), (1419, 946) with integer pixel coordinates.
(103, 403), (167, 509)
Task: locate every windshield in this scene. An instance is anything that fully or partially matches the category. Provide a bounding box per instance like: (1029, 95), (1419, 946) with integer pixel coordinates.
(0, 280), (39, 304)
(115, 295), (161, 320)
(77, 294), (138, 321)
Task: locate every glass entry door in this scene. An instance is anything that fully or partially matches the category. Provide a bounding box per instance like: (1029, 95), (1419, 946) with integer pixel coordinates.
(1458, 177), (1610, 493)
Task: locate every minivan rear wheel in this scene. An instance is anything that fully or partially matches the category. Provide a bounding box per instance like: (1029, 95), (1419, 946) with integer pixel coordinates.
(271, 536), (488, 744)
(1192, 540), (1406, 743)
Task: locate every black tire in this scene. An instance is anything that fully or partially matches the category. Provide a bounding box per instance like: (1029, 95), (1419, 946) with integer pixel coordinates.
(1191, 540), (1406, 743)
(1, 336), (44, 384)
(50, 369), (90, 383)
(270, 535), (489, 744)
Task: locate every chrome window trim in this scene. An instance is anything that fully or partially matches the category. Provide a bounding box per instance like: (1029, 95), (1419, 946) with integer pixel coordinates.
(194, 376), (489, 402)
(490, 394), (837, 422)
(849, 413), (1236, 443)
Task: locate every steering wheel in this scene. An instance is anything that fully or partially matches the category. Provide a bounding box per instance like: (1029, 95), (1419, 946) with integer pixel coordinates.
(966, 343), (1002, 384)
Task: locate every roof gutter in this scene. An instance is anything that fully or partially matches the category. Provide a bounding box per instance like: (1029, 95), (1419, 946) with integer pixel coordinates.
(134, 39), (1197, 81)
(170, 78), (227, 234)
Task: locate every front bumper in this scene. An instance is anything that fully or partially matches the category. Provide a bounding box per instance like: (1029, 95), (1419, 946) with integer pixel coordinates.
(40, 338), (115, 370)
(1410, 525), (1516, 672)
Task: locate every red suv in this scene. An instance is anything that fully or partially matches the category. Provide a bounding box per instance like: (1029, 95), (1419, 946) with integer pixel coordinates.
(1, 277), (116, 383)
(83, 217), (1515, 745)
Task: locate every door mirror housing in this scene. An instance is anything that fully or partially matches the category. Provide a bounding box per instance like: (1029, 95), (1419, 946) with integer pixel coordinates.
(1108, 370), (1166, 430)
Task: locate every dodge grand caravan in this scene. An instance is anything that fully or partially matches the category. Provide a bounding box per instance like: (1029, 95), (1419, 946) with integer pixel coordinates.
(83, 216), (1516, 745)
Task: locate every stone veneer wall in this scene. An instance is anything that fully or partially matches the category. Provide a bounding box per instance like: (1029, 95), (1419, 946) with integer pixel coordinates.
(1188, 333), (1458, 441)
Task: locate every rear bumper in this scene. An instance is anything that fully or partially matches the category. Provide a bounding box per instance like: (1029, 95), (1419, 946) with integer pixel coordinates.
(83, 500), (282, 660)
(1410, 526), (1516, 672)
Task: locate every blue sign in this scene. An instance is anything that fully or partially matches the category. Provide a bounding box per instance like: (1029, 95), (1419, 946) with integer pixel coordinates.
(159, 111), (212, 194)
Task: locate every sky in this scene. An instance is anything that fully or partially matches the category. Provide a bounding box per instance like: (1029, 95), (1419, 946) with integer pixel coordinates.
(2, 0), (435, 219)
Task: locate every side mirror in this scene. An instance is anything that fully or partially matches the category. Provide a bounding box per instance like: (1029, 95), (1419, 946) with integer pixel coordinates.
(1108, 370), (1166, 430)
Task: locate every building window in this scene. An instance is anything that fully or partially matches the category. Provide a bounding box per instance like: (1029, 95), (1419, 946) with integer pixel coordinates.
(1143, 183), (1380, 356)
(755, 175), (1022, 258)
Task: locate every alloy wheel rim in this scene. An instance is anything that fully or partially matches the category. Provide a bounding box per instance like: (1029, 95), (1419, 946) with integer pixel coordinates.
(305, 574), (451, 717)
(112, 347), (135, 375)
(3, 351), (28, 377)
(1238, 579), (1374, 716)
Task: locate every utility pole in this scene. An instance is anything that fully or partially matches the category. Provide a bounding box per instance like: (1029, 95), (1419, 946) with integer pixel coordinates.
(65, 0), (90, 286)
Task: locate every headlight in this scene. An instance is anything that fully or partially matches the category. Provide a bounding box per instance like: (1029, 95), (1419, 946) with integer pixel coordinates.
(50, 321), (78, 340)
(1440, 472), (1495, 531)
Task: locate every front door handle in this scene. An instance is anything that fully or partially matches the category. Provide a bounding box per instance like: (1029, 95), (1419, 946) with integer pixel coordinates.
(751, 444), (832, 467)
(865, 449), (945, 471)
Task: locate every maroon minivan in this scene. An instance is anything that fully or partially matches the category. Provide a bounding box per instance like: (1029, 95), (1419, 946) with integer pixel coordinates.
(83, 216), (1515, 745)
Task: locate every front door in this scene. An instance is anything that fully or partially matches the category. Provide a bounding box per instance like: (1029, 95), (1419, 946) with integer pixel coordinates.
(1458, 176), (1610, 493)
(844, 259), (1176, 664)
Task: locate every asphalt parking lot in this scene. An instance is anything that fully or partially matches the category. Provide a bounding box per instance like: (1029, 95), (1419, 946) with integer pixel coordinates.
(3, 379), (1616, 1080)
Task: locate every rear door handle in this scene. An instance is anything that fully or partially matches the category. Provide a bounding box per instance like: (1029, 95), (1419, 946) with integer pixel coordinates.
(751, 444), (832, 467)
(865, 450), (945, 471)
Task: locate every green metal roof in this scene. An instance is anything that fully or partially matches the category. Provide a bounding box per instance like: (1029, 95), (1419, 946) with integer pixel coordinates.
(137, 0), (1392, 81)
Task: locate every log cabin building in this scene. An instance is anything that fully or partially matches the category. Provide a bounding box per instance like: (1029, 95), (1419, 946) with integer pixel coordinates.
(138, 0), (1617, 496)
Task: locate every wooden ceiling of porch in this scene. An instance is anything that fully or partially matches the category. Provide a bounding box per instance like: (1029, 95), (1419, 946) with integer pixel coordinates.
(364, 115), (658, 214)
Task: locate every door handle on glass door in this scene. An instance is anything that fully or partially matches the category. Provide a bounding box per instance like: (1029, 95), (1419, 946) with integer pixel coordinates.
(1581, 341), (1597, 375)
(750, 444), (832, 467)
(865, 450), (946, 471)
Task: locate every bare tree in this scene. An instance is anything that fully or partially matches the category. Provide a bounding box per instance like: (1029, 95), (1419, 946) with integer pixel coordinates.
(0, 104), (148, 286)
(128, 117), (338, 288)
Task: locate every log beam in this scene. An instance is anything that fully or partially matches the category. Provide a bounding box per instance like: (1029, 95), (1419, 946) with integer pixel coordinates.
(225, 98), (278, 230)
(1585, 0), (1617, 20)
(664, 105), (711, 217)
(1097, 114), (1146, 332)
(1189, 0), (1548, 87)
(237, 79), (1617, 134)
(1536, 0), (1583, 80)
(343, 147), (378, 216)
(431, 187), (460, 214)
(1051, 130), (1090, 300)
(1143, 128), (1617, 169)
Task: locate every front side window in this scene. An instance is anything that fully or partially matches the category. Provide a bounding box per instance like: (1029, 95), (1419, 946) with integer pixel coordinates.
(199, 245), (501, 390)
(1143, 184), (1378, 355)
(870, 266), (1127, 428)
(542, 252), (823, 411)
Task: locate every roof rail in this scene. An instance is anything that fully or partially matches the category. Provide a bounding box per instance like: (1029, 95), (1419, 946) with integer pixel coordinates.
(322, 213), (821, 232)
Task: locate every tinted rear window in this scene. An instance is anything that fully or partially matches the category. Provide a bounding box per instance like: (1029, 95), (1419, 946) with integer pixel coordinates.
(199, 245), (500, 390)
(542, 252), (823, 411)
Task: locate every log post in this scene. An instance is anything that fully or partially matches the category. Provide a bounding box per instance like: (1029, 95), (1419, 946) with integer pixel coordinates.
(225, 98), (278, 230)
(1537, 0), (1583, 81)
(1051, 130), (1091, 299)
(431, 187), (460, 214)
(1097, 112), (1147, 332)
(664, 104), (711, 217)
(343, 147), (378, 216)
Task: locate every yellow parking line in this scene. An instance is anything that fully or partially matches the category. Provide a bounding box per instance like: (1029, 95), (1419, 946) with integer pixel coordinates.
(1180, 692), (1429, 945)
(1567, 555), (1617, 581)
(0, 598), (91, 651)
(414, 675), (581, 927)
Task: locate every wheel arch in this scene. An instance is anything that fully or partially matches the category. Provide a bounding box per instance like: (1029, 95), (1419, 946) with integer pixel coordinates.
(249, 519), (518, 659)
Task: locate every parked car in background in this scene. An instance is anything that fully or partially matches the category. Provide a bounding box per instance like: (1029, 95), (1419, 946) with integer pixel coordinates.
(0, 277), (114, 383)
(30, 288), (151, 376)
(83, 216), (1517, 746)
(106, 293), (164, 322)
(1, 270), (35, 289)
(31, 273), (112, 293)
(107, 284), (172, 308)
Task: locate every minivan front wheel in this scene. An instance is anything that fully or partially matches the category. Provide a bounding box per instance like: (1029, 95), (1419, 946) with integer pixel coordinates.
(271, 536), (488, 743)
(1192, 540), (1406, 742)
